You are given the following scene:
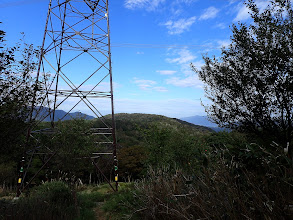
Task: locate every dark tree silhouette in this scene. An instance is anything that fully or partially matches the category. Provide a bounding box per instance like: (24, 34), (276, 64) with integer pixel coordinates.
(193, 0), (293, 155)
(0, 27), (42, 161)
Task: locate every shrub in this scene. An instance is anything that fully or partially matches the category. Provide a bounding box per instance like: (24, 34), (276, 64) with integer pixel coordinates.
(144, 125), (210, 173)
(75, 191), (104, 220)
(130, 152), (293, 220)
(102, 183), (142, 220)
(0, 181), (77, 220)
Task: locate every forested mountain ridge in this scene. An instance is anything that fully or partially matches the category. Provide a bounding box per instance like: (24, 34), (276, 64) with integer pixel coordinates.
(36, 112), (213, 150)
(103, 113), (213, 131)
(94, 113), (214, 149)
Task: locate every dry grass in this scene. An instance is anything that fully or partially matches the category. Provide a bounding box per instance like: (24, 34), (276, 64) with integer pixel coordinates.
(129, 157), (293, 220)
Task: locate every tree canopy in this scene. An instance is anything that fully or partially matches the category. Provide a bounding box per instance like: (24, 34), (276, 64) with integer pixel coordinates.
(193, 0), (293, 154)
(0, 27), (42, 161)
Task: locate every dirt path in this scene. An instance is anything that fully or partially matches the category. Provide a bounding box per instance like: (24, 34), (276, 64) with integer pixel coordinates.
(93, 202), (107, 220)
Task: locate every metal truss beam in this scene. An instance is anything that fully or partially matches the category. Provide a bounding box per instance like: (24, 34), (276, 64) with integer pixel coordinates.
(17, 0), (118, 196)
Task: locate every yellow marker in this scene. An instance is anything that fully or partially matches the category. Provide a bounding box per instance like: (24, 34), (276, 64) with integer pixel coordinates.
(18, 178), (22, 184)
(115, 175), (118, 182)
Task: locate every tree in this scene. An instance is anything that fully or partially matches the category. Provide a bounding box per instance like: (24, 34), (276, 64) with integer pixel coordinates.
(30, 119), (97, 184)
(0, 27), (42, 162)
(0, 27), (42, 187)
(143, 124), (209, 173)
(118, 145), (147, 180)
(193, 0), (293, 155)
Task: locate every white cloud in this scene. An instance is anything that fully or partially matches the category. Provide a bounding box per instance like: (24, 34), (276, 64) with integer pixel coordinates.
(228, 0), (239, 5)
(153, 86), (168, 92)
(233, 0), (269, 22)
(156, 70), (177, 75)
(133, 77), (168, 92)
(136, 51), (144, 55)
(233, 4), (250, 21)
(217, 40), (230, 48)
(133, 78), (156, 90)
(189, 60), (205, 72)
(214, 22), (226, 29)
(166, 75), (204, 88)
(166, 48), (196, 65)
(199, 6), (219, 20)
(169, 0), (197, 18)
(124, 0), (165, 11)
(163, 16), (196, 35)
(170, 8), (184, 16)
(164, 48), (205, 88)
(173, 0), (197, 5)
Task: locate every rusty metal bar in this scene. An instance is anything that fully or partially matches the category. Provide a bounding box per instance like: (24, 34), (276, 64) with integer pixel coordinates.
(90, 157), (116, 192)
(106, 0), (118, 191)
(20, 152), (57, 194)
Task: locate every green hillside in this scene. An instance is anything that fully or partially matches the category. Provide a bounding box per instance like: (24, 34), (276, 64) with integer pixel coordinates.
(93, 113), (213, 148)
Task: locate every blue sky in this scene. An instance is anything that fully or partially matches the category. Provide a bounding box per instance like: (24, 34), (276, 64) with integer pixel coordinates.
(0, 0), (268, 118)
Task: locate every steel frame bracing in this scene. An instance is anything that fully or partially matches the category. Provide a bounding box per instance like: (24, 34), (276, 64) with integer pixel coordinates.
(16, 0), (118, 196)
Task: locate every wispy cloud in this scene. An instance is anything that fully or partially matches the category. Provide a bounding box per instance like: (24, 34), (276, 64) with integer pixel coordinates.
(133, 78), (156, 90)
(189, 60), (205, 72)
(166, 48), (196, 65)
(199, 6), (219, 20)
(133, 78), (168, 92)
(163, 16), (196, 35)
(156, 70), (177, 75)
(166, 75), (204, 88)
(233, 3), (250, 21)
(164, 48), (205, 88)
(214, 22), (226, 29)
(169, 0), (197, 18)
(217, 40), (230, 48)
(170, 8), (184, 17)
(173, 0), (197, 5)
(124, 0), (165, 11)
(233, 0), (269, 22)
(153, 86), (168, 92)
(228, 0), (240, 5)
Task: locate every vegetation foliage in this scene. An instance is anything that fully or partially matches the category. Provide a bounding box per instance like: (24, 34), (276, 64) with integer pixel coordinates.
(0, 25), (46, 189)
(0, 29), (44, 161)
(193, 0), (293, 155)
(0, 181), (77, 220)
(0, 0), (293, 219)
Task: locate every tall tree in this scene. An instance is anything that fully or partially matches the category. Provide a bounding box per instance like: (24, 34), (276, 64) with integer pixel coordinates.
(193, 0), (293, 155)
(0, 27), (41, 161)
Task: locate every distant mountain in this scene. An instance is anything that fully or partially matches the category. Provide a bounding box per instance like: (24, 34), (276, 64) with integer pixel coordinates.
(180, 115), (230, 132)
(34, 107), (95, 122)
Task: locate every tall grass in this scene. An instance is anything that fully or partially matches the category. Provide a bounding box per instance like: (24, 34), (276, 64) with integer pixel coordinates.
(0, 181), (77, 220)
(124, 146), (293, 220)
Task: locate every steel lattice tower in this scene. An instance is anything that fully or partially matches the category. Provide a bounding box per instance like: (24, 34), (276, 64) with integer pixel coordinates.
(16, 0), (118, 196)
